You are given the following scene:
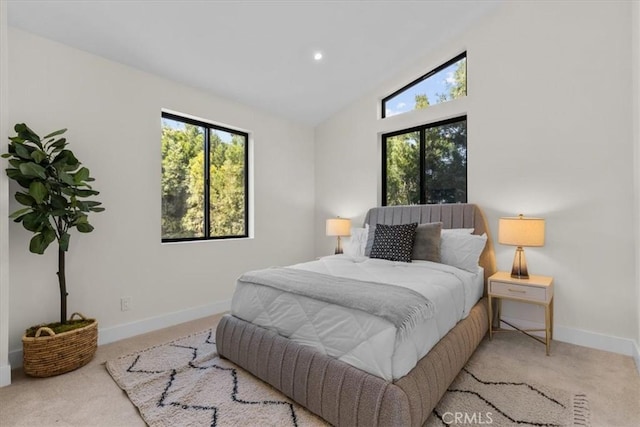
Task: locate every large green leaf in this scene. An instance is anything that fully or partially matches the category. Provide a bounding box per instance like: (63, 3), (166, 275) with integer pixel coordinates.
(60, 187), (76, 197)
(15, 123), (41, 142)
(53, 149), (79, 167)
(22, 212), (46, 232)
(15, 192), (35, 206)
(74, 188), (99, 198)
(42, 227), (56, 244)
(14, 143), (31, 160)
(29, 231), (55, 254)
(64, 150), (79, 166)
(8, 159), (22, 168)
(43, 128), (67, 139)
(29, 181), (48, 204)
(8, 207), (31, 219)
(52, 150), (70, 166)
(57, 171), (75, 186)
(19, 162), (46, 179)
(48, 137), (67, 151)
(50, 194), (68, 210)
(29, 234), (47, 254)
(30, 149), (47, 164)
(15, 124), (43, 150)
(79, 201), (102, 212)
(6, 168), (24, 180)
(74, 167), (90, 184)
(76, 222), (94, 233)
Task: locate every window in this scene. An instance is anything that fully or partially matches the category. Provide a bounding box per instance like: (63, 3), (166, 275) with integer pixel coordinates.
(161, 112), (248, 241)
(382, 116), (467, 206)
(382, 52), (466, 118)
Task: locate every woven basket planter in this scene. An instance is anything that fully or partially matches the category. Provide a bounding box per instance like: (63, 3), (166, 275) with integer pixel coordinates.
(22, 312), (98, 377)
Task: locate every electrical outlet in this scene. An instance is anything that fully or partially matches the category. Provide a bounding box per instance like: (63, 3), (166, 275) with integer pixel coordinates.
(121, 296), (132, 312)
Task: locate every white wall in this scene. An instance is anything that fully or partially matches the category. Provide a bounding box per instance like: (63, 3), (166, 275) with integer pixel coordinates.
(0, 0), (12, 386)
(316, 1), (638, 352)
(6, 28), (315, 363)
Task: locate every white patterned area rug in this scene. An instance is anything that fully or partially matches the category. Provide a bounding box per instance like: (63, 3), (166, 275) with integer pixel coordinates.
(107, 329), (589, 427)
(425, 366), (590, 427)
(106, 329), (326, 427)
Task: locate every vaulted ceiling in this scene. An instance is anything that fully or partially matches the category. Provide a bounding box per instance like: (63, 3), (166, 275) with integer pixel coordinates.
(8, 0), (501, 125)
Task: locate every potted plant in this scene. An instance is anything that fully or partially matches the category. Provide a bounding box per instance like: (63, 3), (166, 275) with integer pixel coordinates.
(3, 123), (104, 377)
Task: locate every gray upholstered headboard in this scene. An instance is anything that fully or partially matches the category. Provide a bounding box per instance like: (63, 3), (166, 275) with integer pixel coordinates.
(364, 204), (496, 291)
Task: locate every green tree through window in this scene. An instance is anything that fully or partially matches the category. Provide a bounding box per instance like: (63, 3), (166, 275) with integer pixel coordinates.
(382, 52), (466, 118)
(383, 117), (467, 206)
(161, 113), (248, 241)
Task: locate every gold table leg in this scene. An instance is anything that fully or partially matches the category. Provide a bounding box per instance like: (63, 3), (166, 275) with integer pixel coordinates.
(488, 295), (493, 339)
(550, 297), (554, 340)
(545, 301), (551, 356)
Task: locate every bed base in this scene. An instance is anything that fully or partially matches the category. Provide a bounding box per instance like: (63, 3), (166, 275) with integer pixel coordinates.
(216, 297), (488, 427)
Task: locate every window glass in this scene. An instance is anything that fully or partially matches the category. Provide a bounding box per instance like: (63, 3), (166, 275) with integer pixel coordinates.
(385, 131), (420, 205)
(382, 53), (466, 118)
(424, 119), (467, 203)
(383, 116), (467, 206)
(161, 112), (248, 241)
(209, 130), (246, 237)
(161, 117), (205, 239)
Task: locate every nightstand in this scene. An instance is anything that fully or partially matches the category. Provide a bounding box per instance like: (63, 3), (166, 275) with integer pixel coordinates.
(488, 271), (554, 355)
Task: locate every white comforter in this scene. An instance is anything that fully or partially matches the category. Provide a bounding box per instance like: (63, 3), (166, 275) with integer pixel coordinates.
(231, 255), (483, 381)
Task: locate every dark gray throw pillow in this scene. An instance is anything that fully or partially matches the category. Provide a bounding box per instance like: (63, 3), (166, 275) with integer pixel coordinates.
(364, 224), (376, 256)
(412, 222), (443, 262)
(369, 223), (418, 263)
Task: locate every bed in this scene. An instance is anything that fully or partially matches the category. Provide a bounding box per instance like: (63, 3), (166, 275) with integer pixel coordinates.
(216, 204), (496, 426)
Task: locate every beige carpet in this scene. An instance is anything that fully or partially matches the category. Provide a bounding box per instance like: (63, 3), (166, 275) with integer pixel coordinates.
(107, 327), (590, 427)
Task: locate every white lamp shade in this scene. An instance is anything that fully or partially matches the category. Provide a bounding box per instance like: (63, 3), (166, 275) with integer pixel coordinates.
(498, 216), (545, 247)
(326, 218), (351, 237)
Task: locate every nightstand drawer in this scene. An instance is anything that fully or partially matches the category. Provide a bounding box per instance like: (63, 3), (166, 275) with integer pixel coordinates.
(490, 281), (547, 301)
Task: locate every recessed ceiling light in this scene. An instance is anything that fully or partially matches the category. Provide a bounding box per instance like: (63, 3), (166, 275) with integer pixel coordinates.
(313, 52), (323, 61)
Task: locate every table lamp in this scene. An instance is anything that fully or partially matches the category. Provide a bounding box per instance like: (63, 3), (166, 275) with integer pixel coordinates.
(498, 214), (545, 279)
(326, 217), (351, 254)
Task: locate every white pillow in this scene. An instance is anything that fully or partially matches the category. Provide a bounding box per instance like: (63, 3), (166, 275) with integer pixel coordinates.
(343, 224), (369, 257)
(440, 232), (487, 272)
(441, 228), (474, 235)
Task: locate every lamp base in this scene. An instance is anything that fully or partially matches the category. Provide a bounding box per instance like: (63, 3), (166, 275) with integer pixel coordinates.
(510, 246), (529, 279)
(334, 236), (343, 255)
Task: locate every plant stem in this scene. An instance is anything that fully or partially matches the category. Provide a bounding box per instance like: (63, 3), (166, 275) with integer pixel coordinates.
(58, 247), (68, 323)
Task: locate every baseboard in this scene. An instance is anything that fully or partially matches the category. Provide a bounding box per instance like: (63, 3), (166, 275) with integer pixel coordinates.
(500, 316), (638, 359)
(97, 299), (231, 345)
(0, 363), (11, 387)
(8, 299), (231, 369)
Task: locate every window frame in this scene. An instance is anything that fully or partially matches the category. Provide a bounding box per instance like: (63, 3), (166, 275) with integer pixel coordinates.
(381, 115), (468, 206)
(381, 51), (467, 119)
(161, 111), (249, 243)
